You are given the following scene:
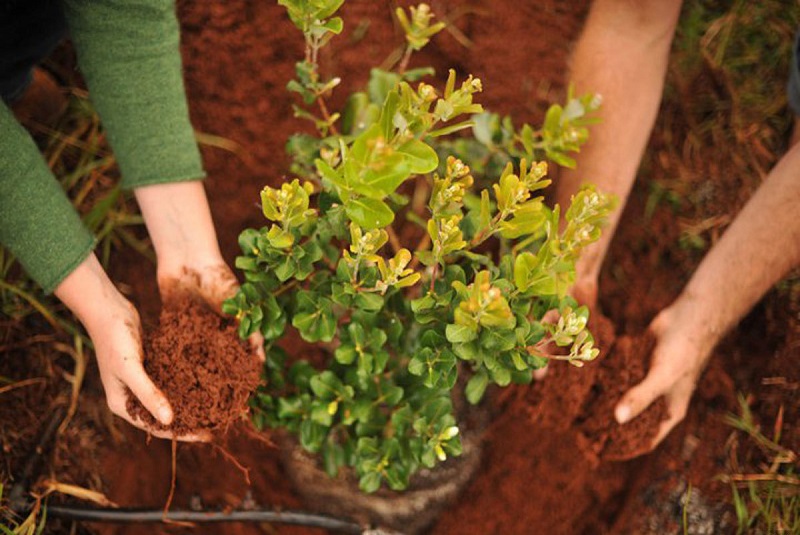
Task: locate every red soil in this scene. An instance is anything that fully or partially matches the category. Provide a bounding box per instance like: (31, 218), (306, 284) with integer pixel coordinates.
(3, 2), (797, 535)
(125, 293), (259, 436)
(92, 1), (793, 534)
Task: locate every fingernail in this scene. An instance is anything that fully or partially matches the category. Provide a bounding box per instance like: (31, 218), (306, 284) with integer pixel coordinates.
(158, 406), (173, 425)
(615, 405), (630, 424)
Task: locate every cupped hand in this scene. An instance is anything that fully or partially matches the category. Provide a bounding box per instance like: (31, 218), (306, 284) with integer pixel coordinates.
(613, 300), (715, 451)
(55, 255), (209, 441)
(91, 300), (211, 442)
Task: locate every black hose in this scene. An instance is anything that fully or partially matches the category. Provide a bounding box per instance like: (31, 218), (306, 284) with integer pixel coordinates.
(46, 505), (374, 533)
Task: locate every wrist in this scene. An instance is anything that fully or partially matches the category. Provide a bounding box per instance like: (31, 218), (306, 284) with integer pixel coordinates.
(54, 254), (134, 333)
(655, 291), (721, 363)
(134, 180), (224, 277)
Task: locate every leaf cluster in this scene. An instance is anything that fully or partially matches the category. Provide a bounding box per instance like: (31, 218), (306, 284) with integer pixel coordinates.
(227, 1), (614, 492)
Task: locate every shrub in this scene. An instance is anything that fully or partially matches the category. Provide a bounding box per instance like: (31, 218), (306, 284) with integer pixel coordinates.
(224, 0), (615, 492)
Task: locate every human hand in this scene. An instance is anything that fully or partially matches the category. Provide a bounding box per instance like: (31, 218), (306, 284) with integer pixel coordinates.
(613, 298), (716, 450)
(157, 259), (266, 361)
(55, 255), (207, 441)
(135, 180), (265, 361)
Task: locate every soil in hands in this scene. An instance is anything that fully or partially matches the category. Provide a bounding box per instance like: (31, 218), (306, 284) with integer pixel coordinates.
(579, 331), (669, 462)
(125, 291), (260, 436)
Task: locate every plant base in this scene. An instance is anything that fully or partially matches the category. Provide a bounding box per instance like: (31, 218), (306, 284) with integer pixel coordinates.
(279, 420), (484, 534)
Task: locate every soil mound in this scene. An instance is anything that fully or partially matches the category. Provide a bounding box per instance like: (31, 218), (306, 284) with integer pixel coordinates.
(126, 293), (260, 436)
(578, 332), (669, 462)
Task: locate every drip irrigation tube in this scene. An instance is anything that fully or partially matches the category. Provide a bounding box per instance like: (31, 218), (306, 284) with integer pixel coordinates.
(9, 401), (402, 534)
(45, 505), (381, 533)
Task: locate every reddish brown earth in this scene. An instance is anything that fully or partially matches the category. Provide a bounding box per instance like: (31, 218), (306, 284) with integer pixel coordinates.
(125, 293), (259, 436)
(2, 1), (798, 535)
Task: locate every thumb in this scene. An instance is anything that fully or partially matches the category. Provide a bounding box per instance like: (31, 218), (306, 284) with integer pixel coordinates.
(614, 373), (669, 425)
(124, 364), (174, 426)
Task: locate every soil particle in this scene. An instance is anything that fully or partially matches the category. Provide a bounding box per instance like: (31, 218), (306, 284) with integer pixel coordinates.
(579, 332), (670, 463)
(125, 292), (259, 436)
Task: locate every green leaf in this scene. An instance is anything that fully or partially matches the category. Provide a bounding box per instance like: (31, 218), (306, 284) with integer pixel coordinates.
(316, 0), (345, 20)
(491, 367), (512, 387)
(465, 370), (489, 405)
(322, 441), (346, 477)
(445, 323), (478, 344)
(514, 251), (539, 292)
(310, 371), (343, 400)
(310, 402), (334, 426)
(345, 197), (394, 229)
(380, 89), (400, 140)
(335, 345), (357, 365)
(320, 16), (344, 34)
(299, 419), (327, 452)
(479, 328), (517, 352)
(368, 68), (402, 106)
(396, 138), (438, 174)
(359, 471), (382, 493)
(267, 225), (294, 248)
(354, 292), (384, 311)
(315, 158), (346, 188)
(429, 120), (475, 138)
(292, 296), (336, 342)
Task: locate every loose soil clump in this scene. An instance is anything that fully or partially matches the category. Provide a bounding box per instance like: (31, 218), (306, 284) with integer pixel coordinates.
(579, 332), (669, 462)
(126, 293), (259, 436)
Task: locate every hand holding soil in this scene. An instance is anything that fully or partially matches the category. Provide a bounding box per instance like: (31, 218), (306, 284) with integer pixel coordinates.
(614, 299), (715, 451)
(125, 289), (261, 438)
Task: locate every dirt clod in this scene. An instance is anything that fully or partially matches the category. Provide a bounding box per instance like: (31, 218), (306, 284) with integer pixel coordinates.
(126, 293), (260, 436)
(580, 332), (670, 462)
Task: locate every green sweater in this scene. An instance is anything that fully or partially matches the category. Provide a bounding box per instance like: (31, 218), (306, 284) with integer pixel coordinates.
(0, 0), (205, 294)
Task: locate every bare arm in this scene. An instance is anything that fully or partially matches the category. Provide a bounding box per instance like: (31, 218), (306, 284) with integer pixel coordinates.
(616, 142), (800, 445)
(557, 0), (684, 306)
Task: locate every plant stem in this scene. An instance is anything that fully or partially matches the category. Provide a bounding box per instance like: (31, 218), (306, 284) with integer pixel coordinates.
(316, 96), (340, 136)
(397, 45), (414, 74)
(385, 226), (401, 254)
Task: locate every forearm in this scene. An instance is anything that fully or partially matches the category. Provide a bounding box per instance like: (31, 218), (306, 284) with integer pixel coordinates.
(671, 144), (800, 349)
(53, 253), (130, 333)
(134, 181), (222, 276)
(557, 0), (683, 279)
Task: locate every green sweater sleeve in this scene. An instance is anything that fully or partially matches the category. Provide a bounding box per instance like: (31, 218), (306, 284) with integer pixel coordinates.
(0, 103), (96, 294)
(62, 0), (205, 189)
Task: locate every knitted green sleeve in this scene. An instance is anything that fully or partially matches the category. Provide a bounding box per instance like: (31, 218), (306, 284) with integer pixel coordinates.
(62, 0), (205, 189)
(0, 103), (96, 294)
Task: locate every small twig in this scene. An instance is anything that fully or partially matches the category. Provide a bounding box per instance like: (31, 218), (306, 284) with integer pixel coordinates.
(385, 226), (402, 255)
(316, 96), (340, 136)
(0, 377), (47, 396)
(162, 439), (185, 525)
(397, 45), (413, 74)
(212, 443), (252, 486)
(723, 473), (800, 486)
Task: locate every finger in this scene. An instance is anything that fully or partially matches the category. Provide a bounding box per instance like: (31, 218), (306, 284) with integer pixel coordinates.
(119, 410), (212, 443)
(103, 371), (138, 423)
(122, 363), (174, 426)
(147, 428), (213, 443)
(533, 365), (549, 381)
(650, 410), (684, 449)
(249, 332), (266, 362)
(649, 385), (693, 447)
(614, 372), (671, 424)
(200, 265), (239, 313)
